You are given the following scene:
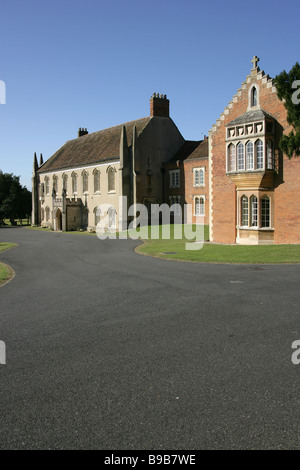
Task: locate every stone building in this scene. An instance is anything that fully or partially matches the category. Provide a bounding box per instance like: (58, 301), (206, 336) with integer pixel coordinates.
(32, 94), (194, 231)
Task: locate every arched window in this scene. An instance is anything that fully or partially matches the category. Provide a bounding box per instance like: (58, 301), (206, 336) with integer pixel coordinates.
(82, 171), (88, 193)
(246, 141), (254, 170)
(267, 140), (274, 169)
(93, 170), (100, 192)
(194, 168), (205, 186)
(256, 139), (264, 169)
(40, 183), (45, 198)
(45, 177), (50, 195)
(199, 197), (205, 216)
(53, 175), (58, 193)
(251, 87), (257, 107)
(62, 174), (68, 193)
(194, 197), (205, 216)
(108, 207), (116, 228)
(237, 142), (245, 170)
(71, 172), (77, 194)
(228, 144), (236, 172)
(250, 195), (258, 227)
(241, 195), (248, 226)
(261, 196), (270, 228)
(108, 167), (115, 192)
(94, 206), (101, 226)
(45, 206), (50, 222)
(41, 208), (44, 221)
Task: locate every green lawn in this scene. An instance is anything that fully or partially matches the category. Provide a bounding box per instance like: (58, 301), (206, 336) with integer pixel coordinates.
(0, 263), (13, 284)
(25, 225), (52, 231)
(0, 242), (17, 253)
(2, 219), (30, 226)
(136, 225), (300, 264)
(0, 243), (16, 285)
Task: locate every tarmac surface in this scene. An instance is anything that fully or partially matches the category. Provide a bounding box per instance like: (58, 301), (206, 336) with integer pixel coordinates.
(0, 227), (300, 449)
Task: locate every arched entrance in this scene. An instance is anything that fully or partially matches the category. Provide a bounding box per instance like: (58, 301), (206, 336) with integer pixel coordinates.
(55, 209), (62, 231)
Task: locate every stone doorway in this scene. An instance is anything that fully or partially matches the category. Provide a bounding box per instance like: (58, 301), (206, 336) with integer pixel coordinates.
(55, 209), (62, 231)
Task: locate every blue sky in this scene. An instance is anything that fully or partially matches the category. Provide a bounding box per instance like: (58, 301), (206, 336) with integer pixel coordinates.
(0, 0), (299, 189)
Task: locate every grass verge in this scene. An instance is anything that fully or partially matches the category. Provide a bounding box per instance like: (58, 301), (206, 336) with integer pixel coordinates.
(0, 243), (17, 286)
(135, 225), (300, 264)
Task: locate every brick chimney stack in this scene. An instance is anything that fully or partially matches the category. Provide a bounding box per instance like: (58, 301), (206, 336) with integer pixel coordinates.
(150, 93), (169, 117)
(78, 127), (88, 137)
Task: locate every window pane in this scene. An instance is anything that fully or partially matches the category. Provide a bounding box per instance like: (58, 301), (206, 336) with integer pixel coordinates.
(200, 197), (205, 216)
(246, 142), (254, 170)
(261, 196), (270, 227)
(256, 140), (264, 169)
(241, 196), (248, 226)
(237, 143), (244, 170)
(250, 196), (257, 226)
(195, 198), (200, 215)
(228, 144), (236, 172)
(252, 87), (257, 107)
(267, 140), (274, 169)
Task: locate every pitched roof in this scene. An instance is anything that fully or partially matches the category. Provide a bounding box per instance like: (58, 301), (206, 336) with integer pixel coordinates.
(39, 117), (151, 173)
(227, 108), (274, 126)
(169, 140), (202, 162)
(184, 138), (208, 161)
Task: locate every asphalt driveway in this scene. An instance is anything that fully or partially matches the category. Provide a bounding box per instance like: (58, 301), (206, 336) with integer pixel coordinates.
(0, 227), (300, 449)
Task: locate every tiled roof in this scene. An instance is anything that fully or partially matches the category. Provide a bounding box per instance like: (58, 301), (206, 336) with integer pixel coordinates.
(39, 117), (151, 172)
(169, 140), (202, 162)
(227, 109), (274, 126)
(184, 138), (208, 161)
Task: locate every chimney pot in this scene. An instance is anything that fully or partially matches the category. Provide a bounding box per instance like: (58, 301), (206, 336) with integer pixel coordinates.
(150, 93), (170, 117)
(78, 127), (88, 138)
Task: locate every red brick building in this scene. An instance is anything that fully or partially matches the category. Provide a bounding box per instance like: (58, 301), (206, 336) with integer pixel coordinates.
(163, 139), (209, 224)
(209, 56), (300, 244)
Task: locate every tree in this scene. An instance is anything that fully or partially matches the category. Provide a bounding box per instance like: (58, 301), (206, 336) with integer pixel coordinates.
(0, 171), (32, 225)
(274, 62), (300, 158)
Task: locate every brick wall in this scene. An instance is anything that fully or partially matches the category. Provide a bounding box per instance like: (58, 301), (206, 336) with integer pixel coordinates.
(184, 158), (209, 225)
(210, 67), (300, 244)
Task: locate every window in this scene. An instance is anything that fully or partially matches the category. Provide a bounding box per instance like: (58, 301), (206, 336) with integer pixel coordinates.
(267, 140), (274, 169)
(53, 175), (58, 193)
(72, 173), (77, 194)
(40, 183), (45, 198)
(237, 142), (245, 170)
(82, 171), (88, 193)
(256, 140), (264, 169)
(41, 208), (44, 221)
(94, 207), (101, 226)
(169, 170), (180, 188)
(45, 177), (50, 195)
(193, 168), (205, 186)
(246, 141), (254, 170)
(94, 170), (100, 192)
(228, 144), (236, 172)
(169, 195), (181, 215)
(195, 196), (205, 216)
(251, 87), (257, 107)
(63, 174), (68, 193)
(241, 195), (248, 226)
(261, 196), (270, 228)
(108, 207), (116, 228)
(250, 195), (258, 227)
(45, 206), (50, 222)
(108, 167), (115, 192)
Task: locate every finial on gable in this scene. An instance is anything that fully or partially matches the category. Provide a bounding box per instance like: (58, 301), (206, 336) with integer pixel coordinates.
(251, 55), (259, 70)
